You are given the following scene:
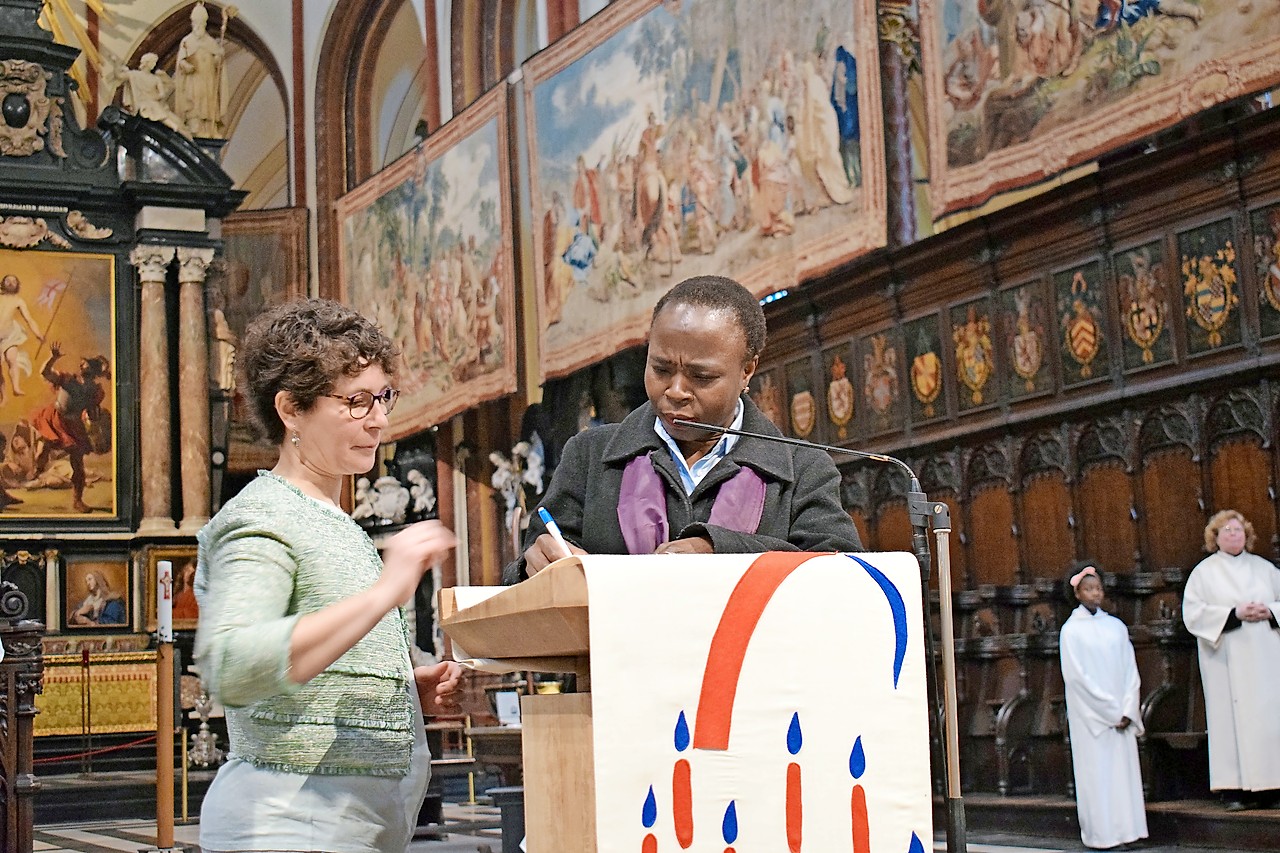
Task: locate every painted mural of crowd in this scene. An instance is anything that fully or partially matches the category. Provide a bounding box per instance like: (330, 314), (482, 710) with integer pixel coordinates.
(542, 39), (861, 327)
(0, 274), (111, 514)
(943, 0), (1207, 159)
(364, 232), (506, 392)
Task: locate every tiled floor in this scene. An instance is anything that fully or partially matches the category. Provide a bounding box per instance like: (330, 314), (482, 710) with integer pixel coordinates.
(33, 801), (503, 853)
(30, 808), (1247, 853)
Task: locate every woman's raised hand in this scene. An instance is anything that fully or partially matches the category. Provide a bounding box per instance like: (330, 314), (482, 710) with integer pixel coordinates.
(379, 520), (457, 606)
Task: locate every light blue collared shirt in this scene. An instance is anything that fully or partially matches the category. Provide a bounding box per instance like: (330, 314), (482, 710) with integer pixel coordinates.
(654, 398), (745, 494)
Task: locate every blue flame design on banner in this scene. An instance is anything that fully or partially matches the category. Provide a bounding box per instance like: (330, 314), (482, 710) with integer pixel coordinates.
(845, 554), (908, 687)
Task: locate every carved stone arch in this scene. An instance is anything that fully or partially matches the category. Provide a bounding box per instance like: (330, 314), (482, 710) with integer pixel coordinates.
(450, 0), (484, 113)
(1205, 387), (1269, 453)
(964, 438), (1013, 494)
(129, 4), (290, 208)
(315, 0), (439, 296)
(450, 0), (519, 113)
(1138, 400), (1201, 462)
(129, 6), (287, 118)
(1017, 427), (1069, 485)
(1076, 413), (1134, 475)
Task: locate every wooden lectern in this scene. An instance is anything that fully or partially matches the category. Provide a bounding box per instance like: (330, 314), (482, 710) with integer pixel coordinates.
(439, 557), (596, 852)
(440, 552), (934, 853)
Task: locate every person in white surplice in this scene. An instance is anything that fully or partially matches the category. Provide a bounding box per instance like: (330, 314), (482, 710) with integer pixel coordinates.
(1182, 509), (1280, 811)
(1060, 564), (1148, 849)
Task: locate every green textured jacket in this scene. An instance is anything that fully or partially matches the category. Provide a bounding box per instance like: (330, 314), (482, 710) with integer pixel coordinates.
(194, 471), (415, 776)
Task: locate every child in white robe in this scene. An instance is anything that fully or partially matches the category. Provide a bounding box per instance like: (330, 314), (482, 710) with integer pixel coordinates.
(1060, 564), (1148, 850)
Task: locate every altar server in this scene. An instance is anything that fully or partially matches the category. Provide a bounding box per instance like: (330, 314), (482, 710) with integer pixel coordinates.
(1183, 509), (1280, 810)
(1060, 564), (1148, 849)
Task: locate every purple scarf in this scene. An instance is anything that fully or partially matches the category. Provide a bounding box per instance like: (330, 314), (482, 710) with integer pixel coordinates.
(618, 453), (766, 554)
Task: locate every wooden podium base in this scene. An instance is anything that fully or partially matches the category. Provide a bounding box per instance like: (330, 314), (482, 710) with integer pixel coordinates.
(522, 693), (596, 853)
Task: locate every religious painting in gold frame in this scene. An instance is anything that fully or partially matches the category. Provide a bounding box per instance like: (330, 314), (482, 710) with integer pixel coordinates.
(143, 544), (200, 633)
(336, 86), (517, 438)
(920, 0), (1280, 218)
(62, 553), (130, 631)
(0, 248), (119, 521)
(523, 0), (887, 379)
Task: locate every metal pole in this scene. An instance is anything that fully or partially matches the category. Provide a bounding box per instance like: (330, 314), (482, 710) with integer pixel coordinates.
(181, 729), (189, 822)
(934, 525), (967, 853)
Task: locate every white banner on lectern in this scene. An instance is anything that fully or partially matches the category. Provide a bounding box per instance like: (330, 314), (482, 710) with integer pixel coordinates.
(585, 552), (932, 853)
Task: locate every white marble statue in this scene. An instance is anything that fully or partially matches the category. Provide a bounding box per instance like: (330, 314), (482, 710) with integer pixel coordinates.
(117, 53), (190, 139)
(175, 2), (229, 138)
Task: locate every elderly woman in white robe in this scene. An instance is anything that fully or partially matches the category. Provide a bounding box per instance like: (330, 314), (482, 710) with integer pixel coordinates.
(1183, 510), (1280, 810)
(1060, 564), (1148, 849)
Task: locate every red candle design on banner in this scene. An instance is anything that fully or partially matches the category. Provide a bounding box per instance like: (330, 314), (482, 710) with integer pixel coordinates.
(786, 711), (802, 852)
(642, 785), (658, 853)
(673, 711), (693, 848)
(849, 736), (870, 853)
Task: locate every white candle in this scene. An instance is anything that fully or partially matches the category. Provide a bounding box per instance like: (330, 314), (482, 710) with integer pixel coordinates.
(157, 559), (173, 642)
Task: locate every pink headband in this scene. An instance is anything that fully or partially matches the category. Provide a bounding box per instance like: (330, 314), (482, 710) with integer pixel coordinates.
(1069, 566), (1098, 588)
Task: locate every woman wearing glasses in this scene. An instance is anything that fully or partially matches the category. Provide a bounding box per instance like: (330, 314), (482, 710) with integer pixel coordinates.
(194, 298), (461, 852)
(1183, 510), (1280, 811)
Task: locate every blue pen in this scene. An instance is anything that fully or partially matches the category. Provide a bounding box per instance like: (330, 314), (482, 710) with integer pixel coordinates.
(537, 507), (573, 558)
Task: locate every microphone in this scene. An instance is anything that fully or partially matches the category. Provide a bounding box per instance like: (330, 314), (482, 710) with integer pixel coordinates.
(672, 417), (915, 482)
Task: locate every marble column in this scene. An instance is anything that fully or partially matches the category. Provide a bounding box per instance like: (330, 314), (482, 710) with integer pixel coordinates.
(131, 245), (176, 535)
(177, 247), (215, 533)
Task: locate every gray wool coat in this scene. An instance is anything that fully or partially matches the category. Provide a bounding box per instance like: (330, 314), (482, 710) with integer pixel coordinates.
(502, 398), (863, 584)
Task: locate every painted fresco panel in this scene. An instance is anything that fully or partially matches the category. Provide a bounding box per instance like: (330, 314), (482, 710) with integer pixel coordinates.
(1249, 202), (1280, 340)
(1053, 260), (1109, 387)
(1113, 239), (1175, 369)
(858, 327), (905, 436)
(820, 338), (858, 442)
(1177, 218), (1241, 355)
(904, 313), (946, 422)
(0, 250), (117, 520)
(950, 296), (998, 411)
(998, 281), (1052, 398)
(336, 87), (517, 438)
(921, 0), (1280, 216)
(525, 0), (886, 377)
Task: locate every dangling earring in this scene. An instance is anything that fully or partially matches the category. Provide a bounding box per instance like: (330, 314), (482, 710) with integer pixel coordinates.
(291, 431), (301, 448)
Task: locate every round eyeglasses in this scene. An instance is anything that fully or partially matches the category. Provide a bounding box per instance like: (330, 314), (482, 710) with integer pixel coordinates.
(326, 388), (400, 418)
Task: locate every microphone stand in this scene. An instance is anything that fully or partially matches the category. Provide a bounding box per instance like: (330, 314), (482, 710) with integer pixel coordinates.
(674, 419), (968, 853)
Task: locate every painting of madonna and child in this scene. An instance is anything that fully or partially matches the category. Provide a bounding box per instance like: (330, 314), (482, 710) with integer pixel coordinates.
(526, 0), (886, 377)
(0, 249), (116, 519)
(337, 87), (517, 438)
(922, 0), (1280, 215)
